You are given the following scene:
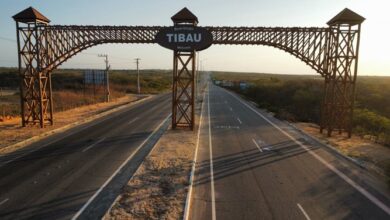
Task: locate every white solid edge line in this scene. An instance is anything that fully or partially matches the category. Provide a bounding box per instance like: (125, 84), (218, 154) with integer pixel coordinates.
(71, 113), (171, 220)
(82, 137), (107, 152)
(237, 117), (242, 124)
(208, 85), (217, 220)
(297, 203), (311, 220)
(0, 198), (9, 206)
(183, 83), (208, 220)
(252, 138), (263, 152)
(225, 88), (390, 215)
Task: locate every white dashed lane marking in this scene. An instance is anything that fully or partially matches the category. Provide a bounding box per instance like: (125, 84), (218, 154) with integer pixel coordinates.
(297, 203), (311, 220)
(82, 137), (107, 152)
(128, 117), (139, 125)
(0, 198), (9, 206)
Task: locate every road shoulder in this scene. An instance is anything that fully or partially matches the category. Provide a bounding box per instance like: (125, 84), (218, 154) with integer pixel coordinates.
(0, 94), (152, 155)
(294, 122), (390, 181)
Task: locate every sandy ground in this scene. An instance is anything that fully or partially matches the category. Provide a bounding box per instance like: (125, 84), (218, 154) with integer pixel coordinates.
(295, 122), (390, 178)
(104, 112), (199, 220)
(0, 94), (142, 154)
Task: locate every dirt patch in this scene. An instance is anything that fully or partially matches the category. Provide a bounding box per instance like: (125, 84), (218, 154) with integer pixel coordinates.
(0, 94), (145, 154)
(104, 119), (198, 220)
(294, 122), (390, 178)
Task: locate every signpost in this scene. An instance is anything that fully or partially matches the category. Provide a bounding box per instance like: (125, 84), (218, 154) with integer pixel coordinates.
(155, 26), (213, 51)
(84, 70), (106, 85)
(84, 70), (107, 101)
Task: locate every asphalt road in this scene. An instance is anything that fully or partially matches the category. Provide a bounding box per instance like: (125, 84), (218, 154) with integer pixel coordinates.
(188, 84), (390, 220)
(0, 94), (171, 220)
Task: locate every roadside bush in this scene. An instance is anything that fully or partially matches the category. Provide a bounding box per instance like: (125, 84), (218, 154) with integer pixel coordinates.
(0, 68), (19, 88)
(230, 79), (322, 123)
(0, 103), (19, 119)
(353, 108), (390, 146)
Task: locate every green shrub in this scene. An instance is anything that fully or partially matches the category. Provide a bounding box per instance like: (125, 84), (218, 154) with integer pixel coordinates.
(353, 108), (390, 146)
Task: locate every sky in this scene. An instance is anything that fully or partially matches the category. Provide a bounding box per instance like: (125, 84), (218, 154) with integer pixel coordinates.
(0, 0), (389, 76)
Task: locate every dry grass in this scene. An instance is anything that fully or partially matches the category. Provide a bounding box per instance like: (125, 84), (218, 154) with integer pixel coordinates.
(0, 86), (128, 119)
(0, 94), (140, 154)
(105, 118), (198, 220)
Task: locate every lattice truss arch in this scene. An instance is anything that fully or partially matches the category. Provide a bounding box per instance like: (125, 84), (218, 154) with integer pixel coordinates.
(42, 26), (331, 76)
(43, 26), (161, 70)
(16, 23), (163, 127)
(209, 27), (330, 76)
(14, 7), (364, 137)
(15, 25), (332, 125)
(208, 24), (362, 136)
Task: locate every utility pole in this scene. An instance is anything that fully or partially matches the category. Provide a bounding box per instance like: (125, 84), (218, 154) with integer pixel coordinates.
(196, 52), (200, 101)
(135, 58), (141, 94)
(98, 54), (110, 102)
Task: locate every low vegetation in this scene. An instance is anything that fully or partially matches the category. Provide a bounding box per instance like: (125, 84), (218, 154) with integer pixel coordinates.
(0, 67), (172, 119)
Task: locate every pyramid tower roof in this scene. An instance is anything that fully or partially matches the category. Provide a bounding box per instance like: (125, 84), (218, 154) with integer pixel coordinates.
(327, 8), (365, 26)
(13, 7), (50, 24)
(171, 7), (198, 24)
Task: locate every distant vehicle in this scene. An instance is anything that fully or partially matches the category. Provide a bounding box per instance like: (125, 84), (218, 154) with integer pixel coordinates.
(221, 80), (234, 87)
(239, 81), (248, 90)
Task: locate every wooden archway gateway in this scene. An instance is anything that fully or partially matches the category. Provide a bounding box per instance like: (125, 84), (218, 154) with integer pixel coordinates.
(13, 7), (364, 137)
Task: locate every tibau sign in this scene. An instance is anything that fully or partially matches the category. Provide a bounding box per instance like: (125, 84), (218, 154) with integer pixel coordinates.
(155, 26), (213, 51)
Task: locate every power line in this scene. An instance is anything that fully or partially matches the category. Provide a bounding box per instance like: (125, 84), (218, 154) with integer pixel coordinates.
(81, 52), (132, 61)
(80, 52), (98, 56)
(0, 37), (133, 63)
(111, 55), (133, 61)
(0, 36), (16, 42)
(0, 40), (135, 67)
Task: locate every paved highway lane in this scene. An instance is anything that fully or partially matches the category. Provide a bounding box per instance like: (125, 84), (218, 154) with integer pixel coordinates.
(0, 94), (171, 220)
(188, 84), (390, 220)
